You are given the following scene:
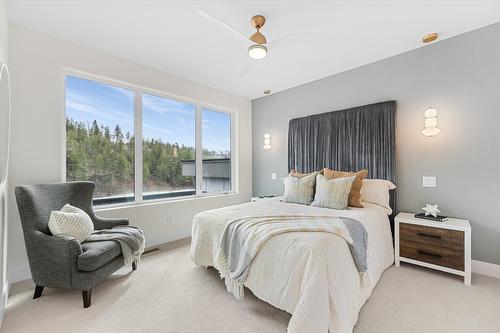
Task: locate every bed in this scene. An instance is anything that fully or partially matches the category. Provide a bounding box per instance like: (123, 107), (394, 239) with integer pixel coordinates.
(191, 198), (394, 332)
(191, 101), (397, 333)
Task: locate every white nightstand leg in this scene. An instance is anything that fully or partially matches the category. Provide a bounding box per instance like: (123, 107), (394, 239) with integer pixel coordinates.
(395, 220), (400, 267)
(464, 228), (471, 285)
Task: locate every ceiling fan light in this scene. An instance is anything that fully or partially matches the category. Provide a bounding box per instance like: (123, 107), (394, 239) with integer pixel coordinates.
(248, 44), (267, 59)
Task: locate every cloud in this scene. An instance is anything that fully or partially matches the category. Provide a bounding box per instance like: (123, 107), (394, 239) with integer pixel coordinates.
(143, 123), (174, 136)
(106, 85), (134, 99)
(65, 89), (131, 124)
(142, 94), (195, 116)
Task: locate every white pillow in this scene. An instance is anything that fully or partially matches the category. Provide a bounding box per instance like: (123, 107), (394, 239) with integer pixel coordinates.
(360, 179), (396, 214)
(282, 172), (317, 205)
(48, 204), (94, 243)
(311, 174), (355, 210)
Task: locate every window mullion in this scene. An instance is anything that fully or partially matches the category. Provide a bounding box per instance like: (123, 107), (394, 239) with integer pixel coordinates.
(231, 112), (236, 194)
(134, 91), (143, 202)
(195, 105), (203, 195)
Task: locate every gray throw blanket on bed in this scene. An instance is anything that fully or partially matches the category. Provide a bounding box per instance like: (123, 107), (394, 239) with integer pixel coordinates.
(214, 215), (368, 300)
(85, 226), (145, 266)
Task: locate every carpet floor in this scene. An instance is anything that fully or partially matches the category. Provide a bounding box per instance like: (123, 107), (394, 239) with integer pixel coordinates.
(2, 238), (500, 333)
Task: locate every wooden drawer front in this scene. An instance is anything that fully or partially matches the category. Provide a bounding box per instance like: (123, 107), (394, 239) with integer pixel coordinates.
(400, 239), (464, 271)
(400, 223), (464, 250)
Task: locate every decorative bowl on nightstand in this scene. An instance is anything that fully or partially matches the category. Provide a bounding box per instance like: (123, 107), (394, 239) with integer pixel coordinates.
(395, 212), (471, 285)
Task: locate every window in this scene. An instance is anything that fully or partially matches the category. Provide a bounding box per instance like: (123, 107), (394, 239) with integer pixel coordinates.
(65, 76), (135, 204)
(65, 74), (234, 206)
(142, 93), (196, 200)
(201, 109), (231, 193)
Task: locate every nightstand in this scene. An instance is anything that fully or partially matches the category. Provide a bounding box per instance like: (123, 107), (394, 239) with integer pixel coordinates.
(251, 196), (280, 202)
(395, 212), (471, 285)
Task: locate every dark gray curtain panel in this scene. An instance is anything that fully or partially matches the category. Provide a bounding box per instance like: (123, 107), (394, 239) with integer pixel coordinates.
(288, 101), (397, 212)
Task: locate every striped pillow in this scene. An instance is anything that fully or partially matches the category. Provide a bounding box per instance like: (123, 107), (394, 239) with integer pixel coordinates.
(311, 174), (356, 210)
(283, 172), (317, 205)
(323, 168), (368, 208)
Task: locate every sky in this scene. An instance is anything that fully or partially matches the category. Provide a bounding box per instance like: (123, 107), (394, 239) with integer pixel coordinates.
(65, 75), (230, 153)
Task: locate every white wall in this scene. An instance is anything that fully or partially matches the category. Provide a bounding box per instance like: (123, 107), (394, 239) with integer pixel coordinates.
(7, 24), (252, 282)
(0, 1), (9, 324)
(0, 3), (6, 64)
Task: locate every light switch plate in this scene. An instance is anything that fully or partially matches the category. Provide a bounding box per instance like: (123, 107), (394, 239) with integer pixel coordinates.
(422, 176), (437, 188)
(271, 173), (277, 180)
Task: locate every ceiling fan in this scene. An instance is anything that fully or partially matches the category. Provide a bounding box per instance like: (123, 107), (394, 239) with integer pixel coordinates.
(198, 10), (329, 75)
(198, 11), (270, 59)
(247, 15), (268, 59)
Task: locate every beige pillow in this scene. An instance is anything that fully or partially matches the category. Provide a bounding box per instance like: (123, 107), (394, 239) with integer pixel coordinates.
(283, 172), (317, 205)
(323, 169), (368, 208)
(290, 170), (318, 178)
(311, 174), (356, 210)
(361, 179), (396, 214)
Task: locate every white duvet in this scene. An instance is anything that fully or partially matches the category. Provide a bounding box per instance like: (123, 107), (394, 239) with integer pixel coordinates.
(191, 198), (394, 333)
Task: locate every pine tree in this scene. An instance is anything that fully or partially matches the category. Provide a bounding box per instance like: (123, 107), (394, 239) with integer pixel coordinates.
(66, 117), (197, 197)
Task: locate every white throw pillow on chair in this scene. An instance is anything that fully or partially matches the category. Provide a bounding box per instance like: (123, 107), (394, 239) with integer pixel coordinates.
(48, 204), (94, 243)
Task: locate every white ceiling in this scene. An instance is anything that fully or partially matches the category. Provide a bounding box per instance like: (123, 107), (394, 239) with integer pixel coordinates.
(6, 1), (500, 99)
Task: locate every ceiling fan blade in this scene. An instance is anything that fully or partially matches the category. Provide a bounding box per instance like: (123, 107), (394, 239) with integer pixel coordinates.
(268, 32), (331, 50)
(240, 62), (257, 76)
(240, 45), (277, 76)
(198, 10), (250, 44)
(240, 51), (273, 76)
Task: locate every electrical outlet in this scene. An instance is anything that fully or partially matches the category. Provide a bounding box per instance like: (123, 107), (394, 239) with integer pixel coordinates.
(422, 176), (437, 188)
(166, 216), (173, 224)
(271, 173), (277, 180)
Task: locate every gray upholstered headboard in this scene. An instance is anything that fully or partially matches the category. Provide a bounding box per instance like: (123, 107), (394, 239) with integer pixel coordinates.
(288, 100), (397, 214)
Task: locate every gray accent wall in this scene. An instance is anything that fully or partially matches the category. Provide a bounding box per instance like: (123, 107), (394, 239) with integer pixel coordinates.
(252, 23), (500, 265)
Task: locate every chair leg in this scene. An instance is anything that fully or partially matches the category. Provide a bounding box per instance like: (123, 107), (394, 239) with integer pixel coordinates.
(132, 260), (137, 271)
(33, 285), (44, 299)
(82, 289), (92, 308)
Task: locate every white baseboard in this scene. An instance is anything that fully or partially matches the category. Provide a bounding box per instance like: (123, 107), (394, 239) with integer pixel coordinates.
(472, 260), (500, 279)
(7, 259), (500, 286)
(9, 266), (31, 284)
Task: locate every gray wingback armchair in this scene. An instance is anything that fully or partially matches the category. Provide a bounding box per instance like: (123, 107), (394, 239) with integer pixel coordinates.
(15, 181), (137, 308)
